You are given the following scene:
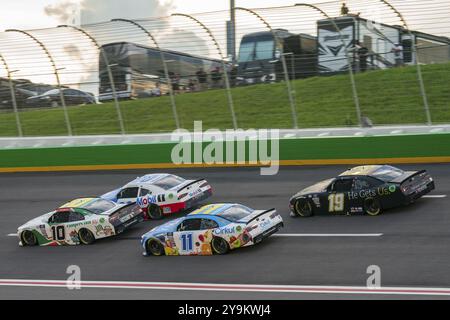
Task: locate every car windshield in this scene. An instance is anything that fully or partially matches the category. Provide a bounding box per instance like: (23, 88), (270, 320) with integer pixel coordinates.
(370, 165), (405, 182)
(153, 175), (185, 190)
(81, 199), (116, 214)
(217, 205), (253, 222)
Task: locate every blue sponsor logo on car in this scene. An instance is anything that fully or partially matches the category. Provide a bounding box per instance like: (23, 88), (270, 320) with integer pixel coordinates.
(213, 226), (236, 235)
(137, 195), (158, 208)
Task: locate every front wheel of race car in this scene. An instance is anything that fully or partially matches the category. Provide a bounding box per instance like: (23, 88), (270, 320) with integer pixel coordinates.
(293, 198), (314, 217)
(364, 198), (382, 216)
(78, 228), (96, 245)
(146, 239), (165, 256)
(21, 230), (38, 246)
(148, 205), (163, 220)
(211, 237), (230, 255)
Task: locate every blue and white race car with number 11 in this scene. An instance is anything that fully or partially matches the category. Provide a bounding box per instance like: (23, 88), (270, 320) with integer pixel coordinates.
(141, 203), (284, 256)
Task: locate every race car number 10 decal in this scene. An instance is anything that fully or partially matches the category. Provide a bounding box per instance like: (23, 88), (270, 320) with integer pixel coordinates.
(51, 226), (65, 240)
(181, 233), (193, 251)
(328, 193), (344, 212)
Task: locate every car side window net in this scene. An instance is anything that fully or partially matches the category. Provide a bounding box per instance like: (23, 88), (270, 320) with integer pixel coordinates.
(69, 211), (85, 222)
(139, 188), (151, 196)
(50, 212), (70, 224)
(118, 187), (139, 199)
(200, 219), (219, 230)
(178, 219), (202, 232)
(332, 179), (354, 192)
(353, 178), (371, 191)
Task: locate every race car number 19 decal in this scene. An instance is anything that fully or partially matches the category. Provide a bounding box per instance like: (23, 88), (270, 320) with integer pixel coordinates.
(328, 193), (344, 212)
(51, 226), (65, 240)
(181, 233), (193, 251)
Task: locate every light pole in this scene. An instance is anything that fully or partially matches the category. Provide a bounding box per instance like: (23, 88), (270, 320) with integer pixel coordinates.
(230, 0), (236, 63)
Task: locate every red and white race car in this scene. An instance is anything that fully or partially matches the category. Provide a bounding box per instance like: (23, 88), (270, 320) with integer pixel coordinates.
(101, 174), (213, 219)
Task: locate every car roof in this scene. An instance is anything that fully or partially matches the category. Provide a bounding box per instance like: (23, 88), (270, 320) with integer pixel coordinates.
(188, 203), (238, 217)
(339, 165), (385, 177)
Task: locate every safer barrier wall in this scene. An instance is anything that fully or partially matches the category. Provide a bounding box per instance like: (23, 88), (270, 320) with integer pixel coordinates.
(0, 133), (449, 172)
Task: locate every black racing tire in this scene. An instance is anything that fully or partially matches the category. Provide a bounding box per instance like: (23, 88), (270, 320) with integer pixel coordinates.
(21, 230), (38, 246)
(293, 198), (314, 217)
(78, 228), (96, 245)
(364, 198), (382, 216)
(211, 237), (230, 255)
(146, 239), (165, 256)
(148, 205), (163, 220)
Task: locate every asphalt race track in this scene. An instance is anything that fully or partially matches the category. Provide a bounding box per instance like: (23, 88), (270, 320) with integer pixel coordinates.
(0, 165), (449, 300)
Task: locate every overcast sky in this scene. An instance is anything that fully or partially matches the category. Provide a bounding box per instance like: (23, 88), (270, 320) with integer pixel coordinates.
(0, 0), (313, 30)
(1, 0), (449, 36)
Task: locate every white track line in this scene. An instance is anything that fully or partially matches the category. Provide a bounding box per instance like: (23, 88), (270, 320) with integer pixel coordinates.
(274, 234), (383, 237)
(0, 279), (450, 296)
(423, 195), (447, 198)
(7, 234), (16, 237)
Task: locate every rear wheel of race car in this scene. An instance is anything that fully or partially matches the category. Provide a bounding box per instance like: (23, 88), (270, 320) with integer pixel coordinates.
(364, 198), (382, 216)
(148, 205), (163, 220)
(78, 229), (95, 245)
(146, 239), (165, 256)
(21, 230), (38, 246)
(211, 237), (230, 255)
(294, 198), (314, 217)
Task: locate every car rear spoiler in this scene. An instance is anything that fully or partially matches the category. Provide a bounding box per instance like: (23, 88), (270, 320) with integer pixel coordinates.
(244, 208), (276, 224)
(177, 179), (205, 192)
(390, 170), (427, 184)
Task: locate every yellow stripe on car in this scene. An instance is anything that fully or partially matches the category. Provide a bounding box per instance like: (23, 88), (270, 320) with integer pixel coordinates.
(191, 204), (224, 215)
(60, 198), (96, 208)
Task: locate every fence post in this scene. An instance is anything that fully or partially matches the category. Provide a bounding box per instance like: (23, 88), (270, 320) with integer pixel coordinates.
(0, 53), (22, 136)
(294, 3), (362, 127)
(58, 25), (125, 134)
(111, 18), (180, 129)
(378, 0), (431, 125)
(235, 7), (298, 129)
(171, 13), (238, 130)
(6, 29), (72, 135)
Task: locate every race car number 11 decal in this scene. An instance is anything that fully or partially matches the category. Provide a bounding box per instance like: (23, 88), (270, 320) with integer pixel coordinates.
(181, 233), (193, 251)
(328, 193), (344, 212)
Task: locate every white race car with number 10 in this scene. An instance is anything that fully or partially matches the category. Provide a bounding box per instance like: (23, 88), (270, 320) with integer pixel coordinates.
(17, 198), (145, 246)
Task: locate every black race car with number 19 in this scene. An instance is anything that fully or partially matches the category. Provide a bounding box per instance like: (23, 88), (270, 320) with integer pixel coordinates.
(289, 165), (435, 217)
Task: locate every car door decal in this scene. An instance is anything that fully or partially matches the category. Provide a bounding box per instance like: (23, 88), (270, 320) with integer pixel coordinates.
(328, 193), (345, 212)
(180, 233), (194, 251)
(51, 225), (65, 241)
